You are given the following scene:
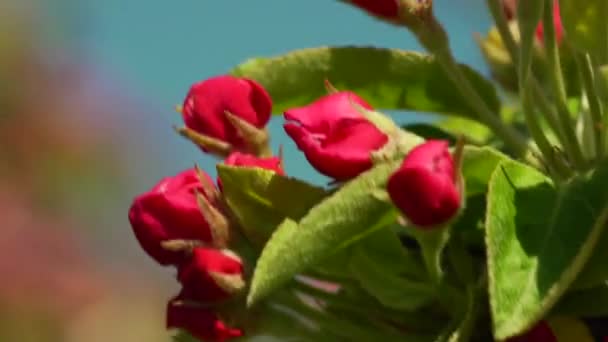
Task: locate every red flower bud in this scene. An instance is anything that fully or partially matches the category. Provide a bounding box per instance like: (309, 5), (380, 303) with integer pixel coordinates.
(178, 247), (245, 302)
(349, 0), (400, 19)
(501, 0), (517, 20)
(167, 299), (243, 342)
(182, 75), (272, 151)
(128, 169), (215, 265)
(224, 152), (284, 176)
(283, 92), (388, 181)
(387, 140), (460, 228)
(507, 321), (557, 342)
(534, 1), (563, 44)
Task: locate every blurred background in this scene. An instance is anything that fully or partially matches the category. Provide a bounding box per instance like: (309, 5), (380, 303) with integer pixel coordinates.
(0, 1), (490, 341)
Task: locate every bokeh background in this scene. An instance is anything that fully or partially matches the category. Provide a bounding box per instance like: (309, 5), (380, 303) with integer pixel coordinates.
(0, 1), (490, 341)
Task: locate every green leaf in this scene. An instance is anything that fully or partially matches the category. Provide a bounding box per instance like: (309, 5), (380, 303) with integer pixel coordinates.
(461, 146), (509, 197)
(349, 247), (434, 311)
(572, 227), (608, 289)
(172, 331), (197, 342)
(234, 305), (340, 342)
(355, 227), (427, 280)
(554, 283), (608, 317)
(310, 247), (356, 279)
(486, 160), (608, 339)
(231, 46), (500, 119)
(559, 0), (608, 63)
(247, 161), (400, 306)
(437, 146), (509, 250)
(447, 286), (482, 342)
(401, 123), (457, 144)
(453, 194), (487, 249)
(314, 223), (426, 281)
(567, 161), (608, 291)
(217, 165), (327, 245)
(436, 117), (493, 144)
(313, 309), (429, 342)
(349, 229), (433, 311)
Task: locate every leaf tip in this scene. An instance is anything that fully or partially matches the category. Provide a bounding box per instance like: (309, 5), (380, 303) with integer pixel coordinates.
(246, 288), (260, 308)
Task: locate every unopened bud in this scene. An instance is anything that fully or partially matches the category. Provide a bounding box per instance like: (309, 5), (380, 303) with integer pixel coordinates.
(387, 140), (461, 228)
(178, 247), (245, 302)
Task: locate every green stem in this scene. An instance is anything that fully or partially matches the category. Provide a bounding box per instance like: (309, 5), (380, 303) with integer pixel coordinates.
(486, 0), (583, 170)
(447, 286), (479, 342)
(284, 291), (412, 341)
(486, 0), (518, 62)
(292, 281), (374, 317)
(576, 52), (605, 161)
(532, 85), (565, 142)
(520, 80), (564, 177)
(437, 50), (528, 155)
(447, 236), (475, 286)
(268, 291), (343, 341)
(417, 227), (450, 284)
(414, 227), (468, 315)
(542, 0), (587, 168)
(306, 269), (354, 283)
(415, 15), (529, 156)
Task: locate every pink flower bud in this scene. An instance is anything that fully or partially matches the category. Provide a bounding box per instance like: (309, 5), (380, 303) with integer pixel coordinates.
(349, 0), (400, 19)
(507, 321), (556, 342)
(224, 152), (284, 176)
(387, 140), (460, 228)
(182, 75), (272, 151)
(535, 1), (563, 44)
(283, 92), (388, 181)
(128, 169), (215, 265)
(178, 247), (245, 302)
(166, 298), (243, 342)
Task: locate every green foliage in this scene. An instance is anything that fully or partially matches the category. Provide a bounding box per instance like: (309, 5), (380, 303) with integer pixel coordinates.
(231, 46), (500, 120)
(402, 123), (457, 144)
(461, 146), (509, 197)
(172, 331), (197, 342)
(572, 226), (608, 290)
(217, 165), (327, 246)
(554, 283), (608, 317)
(571, 162), (608, 290)
(349, 228), (433, 311)
(559, 0), (608, 63)
(128, 0), (608, 339)
(486, 160), (608, 339)
(246, 161), (400, 306)
(436, 117), (493, 144)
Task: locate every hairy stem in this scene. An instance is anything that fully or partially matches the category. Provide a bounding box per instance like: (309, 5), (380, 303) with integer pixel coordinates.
(486, 0), (584, 170)
(576, 52), (605, 161)
(542, 0), (586, 168)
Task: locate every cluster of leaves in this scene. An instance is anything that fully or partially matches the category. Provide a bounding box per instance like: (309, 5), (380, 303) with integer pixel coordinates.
(174, 0), (608, 341)
(178, 47), (606, 341)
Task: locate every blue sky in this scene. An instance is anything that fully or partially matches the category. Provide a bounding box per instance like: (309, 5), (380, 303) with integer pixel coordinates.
(43, 0), (493, 186)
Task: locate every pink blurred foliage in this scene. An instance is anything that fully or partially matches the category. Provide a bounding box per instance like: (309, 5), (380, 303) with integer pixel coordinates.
(0, 2), (170, 341)
(0, 187), (104, 317)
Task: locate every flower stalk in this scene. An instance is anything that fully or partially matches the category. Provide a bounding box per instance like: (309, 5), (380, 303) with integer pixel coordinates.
(542, 0), (587, 169)
(409, 12), (529, 156)
(576, 52), (606, 161)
